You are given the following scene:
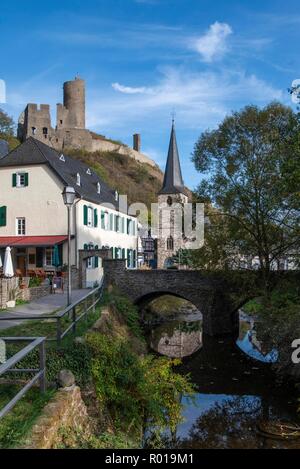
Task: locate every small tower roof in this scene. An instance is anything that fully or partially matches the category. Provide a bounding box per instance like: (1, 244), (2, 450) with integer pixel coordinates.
(159, 121), (185, 195)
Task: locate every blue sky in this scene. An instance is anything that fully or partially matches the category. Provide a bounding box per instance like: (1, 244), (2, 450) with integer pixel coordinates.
(1, 0), (299, 189)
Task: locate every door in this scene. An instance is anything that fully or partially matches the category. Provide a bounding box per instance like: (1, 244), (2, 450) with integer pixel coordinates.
(17, 255), (26, 276)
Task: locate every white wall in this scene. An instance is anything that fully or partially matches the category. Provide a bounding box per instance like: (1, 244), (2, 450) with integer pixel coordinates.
(0, 164), (68, 236)
(0, 163), (139, 286)
(76, 199), (138, 286)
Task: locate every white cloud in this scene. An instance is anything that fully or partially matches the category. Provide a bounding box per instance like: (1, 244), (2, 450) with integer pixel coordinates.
(84, 66), (284, 136)
(192, 22), (233, 62)
(112, 82), (154, 94)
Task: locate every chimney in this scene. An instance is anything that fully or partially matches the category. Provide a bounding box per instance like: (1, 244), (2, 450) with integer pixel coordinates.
(0, 140), (9, 159)
(133, 133), (141, 152)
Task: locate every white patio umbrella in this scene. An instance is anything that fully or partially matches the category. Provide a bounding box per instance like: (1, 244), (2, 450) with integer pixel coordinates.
(3, 247), (14, 278)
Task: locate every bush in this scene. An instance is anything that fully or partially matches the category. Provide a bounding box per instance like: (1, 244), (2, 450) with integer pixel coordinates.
(86, 333), (194, 439)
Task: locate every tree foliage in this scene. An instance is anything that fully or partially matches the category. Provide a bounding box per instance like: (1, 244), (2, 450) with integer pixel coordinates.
(0, 108), (15, 136)
(86, 333), (194, 439)
(192, 103), (300, 286)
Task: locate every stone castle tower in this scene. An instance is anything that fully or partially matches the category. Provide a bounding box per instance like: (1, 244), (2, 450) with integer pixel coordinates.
(18, 77), (90, 150)
(157, 121), (189, 269)
(17, 77), (157, 167)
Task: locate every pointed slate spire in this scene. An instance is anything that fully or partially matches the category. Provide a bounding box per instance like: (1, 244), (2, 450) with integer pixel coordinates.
(159, 120), (185, 194)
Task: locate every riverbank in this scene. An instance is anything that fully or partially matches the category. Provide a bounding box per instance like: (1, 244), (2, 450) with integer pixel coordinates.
(0, 288), (193, 449)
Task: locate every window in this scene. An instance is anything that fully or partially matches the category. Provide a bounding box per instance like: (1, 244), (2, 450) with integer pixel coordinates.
(45, 248), (53, 266)
(17, 173), (26, 187)
(13, 172), (28, 188)
(97, 182), (101, 194)
(76, 173), (81, 186)
(167, 236), (174, 251)
(87, 256), (93, 269)
(60, 120), (63, 125)
(43, 127), (48, 137)
(115, 215), (120, 232)
(109, 213), (114, 231)
(32, 127), (36, 135)
(87, 207), (93, 227)
(127, 219), (131, 235)
(16, 218), (26, 236)
(167, 196), (173, 206)
(101, 210), (108, 230)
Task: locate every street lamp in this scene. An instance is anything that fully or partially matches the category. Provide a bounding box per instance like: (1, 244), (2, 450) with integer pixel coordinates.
(62, 186), (76, 305)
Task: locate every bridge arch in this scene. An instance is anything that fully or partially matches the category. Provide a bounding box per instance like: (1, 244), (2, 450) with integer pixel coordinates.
(103, 260), (240, 337)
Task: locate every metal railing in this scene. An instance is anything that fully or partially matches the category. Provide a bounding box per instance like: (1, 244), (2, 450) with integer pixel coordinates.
(0, 283), (104, 347)
(0, 337), (46, 420)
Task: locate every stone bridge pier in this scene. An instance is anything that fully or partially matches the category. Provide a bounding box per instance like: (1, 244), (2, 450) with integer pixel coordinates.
(103, 260), (240, 337)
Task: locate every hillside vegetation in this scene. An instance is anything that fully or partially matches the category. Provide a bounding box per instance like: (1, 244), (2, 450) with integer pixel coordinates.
(66, 148), (164, 209)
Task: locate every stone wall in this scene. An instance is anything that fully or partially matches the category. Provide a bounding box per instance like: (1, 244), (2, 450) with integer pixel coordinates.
(0, 278), (52, 308)
(23, 385), (92, 449)
(0, 277), (19, 309)
(20, 284), (51, 302)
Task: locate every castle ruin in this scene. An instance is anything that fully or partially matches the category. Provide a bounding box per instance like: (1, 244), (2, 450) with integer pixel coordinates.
(18, 77), (156, 167)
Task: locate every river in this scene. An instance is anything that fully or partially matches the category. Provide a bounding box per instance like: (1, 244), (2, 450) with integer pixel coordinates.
(144, 302), (300, 449)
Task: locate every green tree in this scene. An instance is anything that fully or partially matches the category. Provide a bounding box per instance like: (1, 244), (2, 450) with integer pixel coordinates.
(0, 108), (15, 136)
(192, 103), (300, 287)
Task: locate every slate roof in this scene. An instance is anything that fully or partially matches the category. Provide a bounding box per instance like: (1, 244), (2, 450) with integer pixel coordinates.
(159, 122), (186, 195)
(0, 137), (118, 207)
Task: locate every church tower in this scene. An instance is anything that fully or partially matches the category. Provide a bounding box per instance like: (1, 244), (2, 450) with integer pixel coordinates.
(157, 121), (189, 269)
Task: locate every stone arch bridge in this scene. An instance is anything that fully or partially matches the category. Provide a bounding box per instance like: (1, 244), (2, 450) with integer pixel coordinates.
(102, 260), (256, 337)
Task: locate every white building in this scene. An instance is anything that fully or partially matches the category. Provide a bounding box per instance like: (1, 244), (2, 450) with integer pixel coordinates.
(0, 137), (138, 287)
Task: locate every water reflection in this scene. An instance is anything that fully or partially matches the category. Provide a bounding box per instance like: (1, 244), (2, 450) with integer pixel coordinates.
(237, 312), (278, 363)
(150, 319), (202, 358)
(145, 305), (299, 449)
(167, 394), (299, 449)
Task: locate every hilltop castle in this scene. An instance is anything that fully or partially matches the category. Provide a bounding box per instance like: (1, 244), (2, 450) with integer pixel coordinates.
(17, 77), (156, 167)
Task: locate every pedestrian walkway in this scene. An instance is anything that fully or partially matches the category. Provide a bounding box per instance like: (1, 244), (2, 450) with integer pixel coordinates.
(0, 289), (90, 331)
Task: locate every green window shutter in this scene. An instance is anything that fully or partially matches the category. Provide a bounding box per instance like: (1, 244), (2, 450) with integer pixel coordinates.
(101, 211), (105, 229)
(114, 215), (118, 232)
(94, 209), (98, 227)
(84, 243), (88, 250)
(83, 205), (88, 226)
(122, 248), (125, 259)
(25, 173), (29, 187)
(121, 217), (125, 233)
(111, 247), (114, 259)
(94, 256), (99, 268)
(127, 249), (130, 268)
(127, 219), (130, 235)
(133, 250), (136, 268)
(0, 206), (7, 227)
(12, 173), (17, 187)
(110, 213), (114, 231)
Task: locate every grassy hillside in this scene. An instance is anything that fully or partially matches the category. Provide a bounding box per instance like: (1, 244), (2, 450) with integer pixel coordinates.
(66, 148), (164, 209)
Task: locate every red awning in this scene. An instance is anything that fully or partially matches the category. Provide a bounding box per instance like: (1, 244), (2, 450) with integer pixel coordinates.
(0, 236), (68, 247)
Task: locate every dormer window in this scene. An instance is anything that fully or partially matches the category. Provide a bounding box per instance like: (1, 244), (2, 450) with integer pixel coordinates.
(97, 182), (101, 194)
(60, 154), (65, 162)
(86, 168), (91, 175)
(115, 190), (119, 201)
(76, 173), (81, 186)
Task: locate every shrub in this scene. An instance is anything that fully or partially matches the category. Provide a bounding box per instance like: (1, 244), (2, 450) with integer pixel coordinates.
(86, 333), (194, 438)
